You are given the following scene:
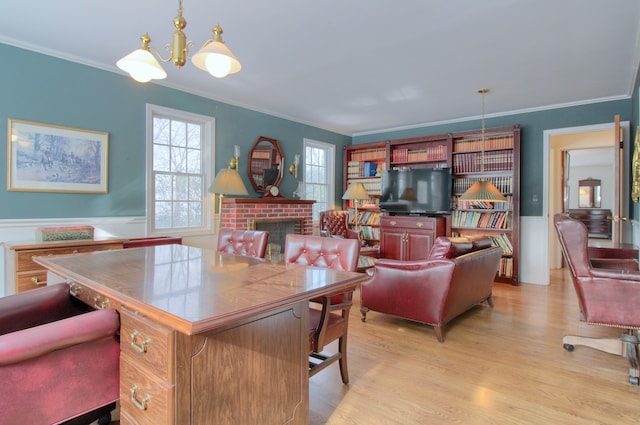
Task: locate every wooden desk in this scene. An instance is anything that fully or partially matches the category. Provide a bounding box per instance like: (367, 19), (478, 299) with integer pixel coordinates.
(36, 245), (367, 425)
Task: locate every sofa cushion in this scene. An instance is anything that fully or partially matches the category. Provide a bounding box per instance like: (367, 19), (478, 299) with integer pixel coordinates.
(429, 237), (473, 259)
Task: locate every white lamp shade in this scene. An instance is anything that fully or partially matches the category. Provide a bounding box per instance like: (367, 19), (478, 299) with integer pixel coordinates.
(208, 169), (248, 195)
(116, 49), (167, 82)
(342, 182), (370, 201)
(192, 41), (241, 78)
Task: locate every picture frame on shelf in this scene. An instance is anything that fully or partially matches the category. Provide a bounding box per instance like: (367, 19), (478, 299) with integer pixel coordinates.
(7, 119), (109, 193)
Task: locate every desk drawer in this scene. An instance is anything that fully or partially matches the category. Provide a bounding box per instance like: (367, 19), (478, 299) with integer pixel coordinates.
(16, 243), (124, 272)
(67, 282), (121, 311)
(120, 355), (174, 425)
(16, 270), (48, 292)
(121, 308), (174, 382)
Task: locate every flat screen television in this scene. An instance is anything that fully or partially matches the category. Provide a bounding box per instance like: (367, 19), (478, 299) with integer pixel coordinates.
(379, 167), (452, 215)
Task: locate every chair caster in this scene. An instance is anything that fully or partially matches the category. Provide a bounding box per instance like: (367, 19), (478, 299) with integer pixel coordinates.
(563, 343), (575, 352)
(97, 413), (112, 425)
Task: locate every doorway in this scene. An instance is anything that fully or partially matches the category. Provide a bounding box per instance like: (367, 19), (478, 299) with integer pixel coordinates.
(543, 121), (631, 278)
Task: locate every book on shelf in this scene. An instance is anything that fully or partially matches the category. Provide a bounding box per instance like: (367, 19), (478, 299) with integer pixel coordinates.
(453, 150), (513, 173)
(453, 134), (514, 152)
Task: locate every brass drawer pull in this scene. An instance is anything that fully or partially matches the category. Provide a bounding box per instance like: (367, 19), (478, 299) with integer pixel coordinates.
(130, 329), (151, 353)
(69, 283), (81, 297)
(416, 222), (424, 228)
(130, 385), (150, 411)
(93, 294), (110, 309)
(30, 276), (47, 286)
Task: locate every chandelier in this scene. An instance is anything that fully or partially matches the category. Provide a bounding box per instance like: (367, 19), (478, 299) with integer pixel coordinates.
(116, 0), (241, 83)
(458, 88), (507, 203)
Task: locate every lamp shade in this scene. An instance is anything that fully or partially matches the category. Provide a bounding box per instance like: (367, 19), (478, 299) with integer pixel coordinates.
(192, 38), (241, 78)
(116, 48), (167, 83)
(458, 179), (507, 203)
(208, 169), (248, 195)
(342, 182), (369, 200)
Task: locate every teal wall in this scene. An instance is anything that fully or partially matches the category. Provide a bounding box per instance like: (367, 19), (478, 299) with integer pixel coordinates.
(0, 43), (350, 219)
(354, 99), (635, 217)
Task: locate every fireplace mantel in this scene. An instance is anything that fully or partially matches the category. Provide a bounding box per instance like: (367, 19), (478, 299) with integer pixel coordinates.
(220, 197), (315, 234)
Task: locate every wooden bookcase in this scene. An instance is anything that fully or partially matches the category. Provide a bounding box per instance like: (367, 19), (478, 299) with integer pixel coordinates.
(344, 125), (521, 285)
(450, 125), (520, 284)
(343, 142), (387, 248)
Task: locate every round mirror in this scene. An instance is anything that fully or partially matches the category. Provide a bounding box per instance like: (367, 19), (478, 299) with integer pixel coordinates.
(248, 136), (284, 192)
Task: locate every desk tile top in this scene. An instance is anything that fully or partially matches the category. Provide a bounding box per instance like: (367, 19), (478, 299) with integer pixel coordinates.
(35, 245), (366, 334)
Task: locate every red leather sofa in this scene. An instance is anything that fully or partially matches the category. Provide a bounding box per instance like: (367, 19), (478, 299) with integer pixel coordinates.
(0, 283), (120, 424)
(360, 235), (503, 342)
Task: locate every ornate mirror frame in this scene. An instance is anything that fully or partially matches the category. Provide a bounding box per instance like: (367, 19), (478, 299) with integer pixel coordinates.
(248, 136), (284, 192)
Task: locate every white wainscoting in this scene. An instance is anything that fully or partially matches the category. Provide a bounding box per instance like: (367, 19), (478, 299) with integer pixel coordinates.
(0, 216), (217, 297)
(519, 216), (549, 285)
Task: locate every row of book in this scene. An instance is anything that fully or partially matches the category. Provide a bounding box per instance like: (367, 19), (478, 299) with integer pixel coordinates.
(453, 150), (514, 173)
(454, 196), (513, 211)
(358, 226), (381, 241)
(451, 210), (511, 229)
(498, 257), (513, 278)
(453, 176), (513, 194)
(391, 145), (447, 163)
(491, 233), (513, 255)
(453, 135), (514, 152)
(350, 147), (386, 162)
(347, 161), (383, 179)
(345, 177), (381, 197)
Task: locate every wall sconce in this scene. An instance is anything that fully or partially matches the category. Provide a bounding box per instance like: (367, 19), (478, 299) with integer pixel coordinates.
(116, 0), (241, 83)
(229, 145), (240, 170)
(289, 154), (300, 179)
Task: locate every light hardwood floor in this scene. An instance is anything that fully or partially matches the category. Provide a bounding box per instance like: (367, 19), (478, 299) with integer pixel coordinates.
(308, 268), (640, 425)
(104, 268), (639, 424)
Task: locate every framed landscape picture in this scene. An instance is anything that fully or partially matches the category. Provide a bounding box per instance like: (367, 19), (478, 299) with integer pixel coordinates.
(7, 119), (109, 193)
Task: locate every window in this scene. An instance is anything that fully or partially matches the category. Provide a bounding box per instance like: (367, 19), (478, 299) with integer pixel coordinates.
(146, 104), (214, 235)
(303, 139), (335, 220)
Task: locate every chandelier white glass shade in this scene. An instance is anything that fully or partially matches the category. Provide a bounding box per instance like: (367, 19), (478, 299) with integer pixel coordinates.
(116, 0), (241, 83)
(191, 25), (242, 78)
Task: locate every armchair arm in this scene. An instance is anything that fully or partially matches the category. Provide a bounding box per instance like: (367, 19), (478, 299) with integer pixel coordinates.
(0, 308), (119, 366)
(0, 283), (86, 335)
(590, 267), (640, 282)
(346, 228), (360, 240)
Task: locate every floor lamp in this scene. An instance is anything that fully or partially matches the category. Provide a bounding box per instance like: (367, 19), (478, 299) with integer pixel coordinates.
(208, 168), (248, 231)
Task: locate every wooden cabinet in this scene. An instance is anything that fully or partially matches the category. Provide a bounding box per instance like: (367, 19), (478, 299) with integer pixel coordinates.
(450, 125), (520, 284)
(379, 216), (446, 261)
(568, 208), (612, 239)
(3, 239), (124, 295)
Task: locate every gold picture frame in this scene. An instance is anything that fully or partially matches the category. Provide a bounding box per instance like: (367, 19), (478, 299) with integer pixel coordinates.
(7, 119), (109, 193)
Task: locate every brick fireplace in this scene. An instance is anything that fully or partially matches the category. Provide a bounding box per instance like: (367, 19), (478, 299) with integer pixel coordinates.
(220, 198), (315, 253)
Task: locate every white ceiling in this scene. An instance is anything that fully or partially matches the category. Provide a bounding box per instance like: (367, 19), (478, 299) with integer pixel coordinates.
(2, 0), (639, 136)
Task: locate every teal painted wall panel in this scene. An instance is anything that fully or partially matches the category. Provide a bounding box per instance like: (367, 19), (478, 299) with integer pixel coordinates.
(0, 44), (350, 219)
(354, 99), (634, 216)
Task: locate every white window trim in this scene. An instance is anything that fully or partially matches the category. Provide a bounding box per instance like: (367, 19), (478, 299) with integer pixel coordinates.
(146, 104), (215, 237)
(303, 138), (336, 213)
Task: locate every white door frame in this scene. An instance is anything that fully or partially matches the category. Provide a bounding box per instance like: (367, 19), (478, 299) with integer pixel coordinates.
(542, 121), (630, 283)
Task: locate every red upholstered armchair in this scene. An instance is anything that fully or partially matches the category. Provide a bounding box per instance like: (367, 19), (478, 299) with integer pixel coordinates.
(283, 234), (360, 383)
(0, 283), (120, 424)
(217, 228), (269, 258)
(360, 236), (502, 342)
(554, 213), (640, 384)
(319, 210), (360, 240)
